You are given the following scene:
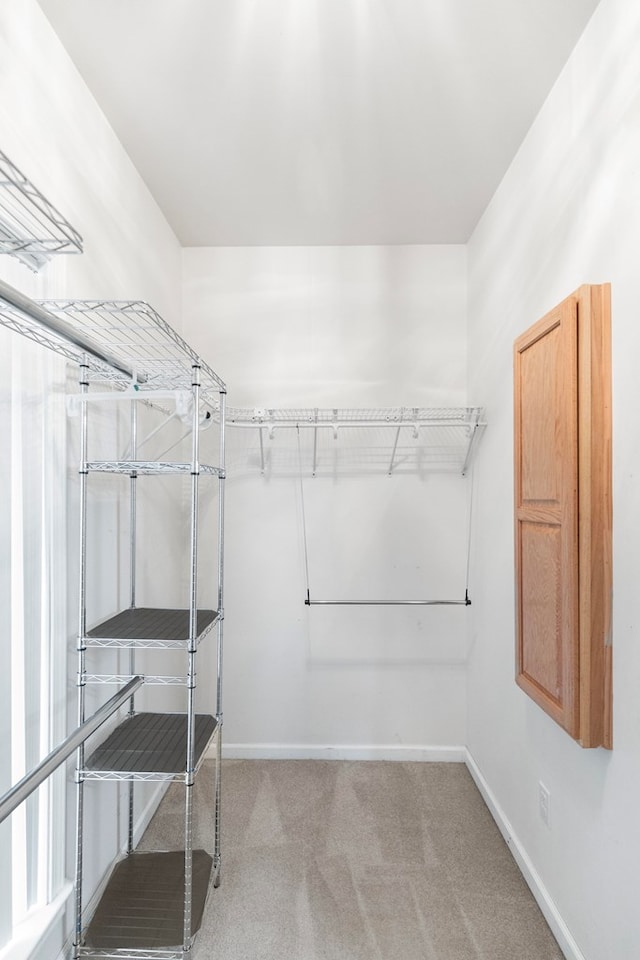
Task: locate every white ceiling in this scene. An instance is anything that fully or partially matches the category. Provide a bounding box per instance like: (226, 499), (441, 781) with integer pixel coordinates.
(38, 0), (600, 247)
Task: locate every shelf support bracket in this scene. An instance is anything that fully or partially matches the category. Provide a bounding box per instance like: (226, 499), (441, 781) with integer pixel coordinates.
(312, 408), (318, 477)
(388, 425), (402, 475)
(462, 409), (484, 476)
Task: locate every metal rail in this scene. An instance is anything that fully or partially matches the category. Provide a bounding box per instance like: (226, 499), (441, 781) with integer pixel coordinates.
(305, 598), (471, 606)
(0, 676), (143, 825)
(0, 278), (135, 379)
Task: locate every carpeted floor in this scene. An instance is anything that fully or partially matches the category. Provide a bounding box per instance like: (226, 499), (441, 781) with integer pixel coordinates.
(142, 759), (564, 960)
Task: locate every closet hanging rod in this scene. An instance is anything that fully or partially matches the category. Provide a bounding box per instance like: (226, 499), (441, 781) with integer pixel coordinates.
(0, 278), (135, 379)
(305, 598), (471, 606)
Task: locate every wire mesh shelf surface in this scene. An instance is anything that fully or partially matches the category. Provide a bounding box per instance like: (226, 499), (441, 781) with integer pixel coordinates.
(225, 406), (485, 477)
(83, 675), (188, 686)
(0, 287), (226, 401)
(226, 405), (482, 426)
(0, 149), (83, 271)
(0, 288), (113, 376)
(78, 949), (183, 960)
(82, 850), (212, 952)
(83, 712), (217, 780)
(84, 607), (219, 649)
(86, 460), (223, 477)
(40, 299), (226, 399)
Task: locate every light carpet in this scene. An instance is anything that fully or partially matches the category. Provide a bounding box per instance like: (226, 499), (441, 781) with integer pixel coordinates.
(142, 759), (564, 960)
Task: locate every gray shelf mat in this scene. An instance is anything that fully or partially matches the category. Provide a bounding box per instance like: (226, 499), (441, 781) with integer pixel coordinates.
(84, 849), (212, 949)
(86, 607), (217, 641)
(85, 713), (217, 773)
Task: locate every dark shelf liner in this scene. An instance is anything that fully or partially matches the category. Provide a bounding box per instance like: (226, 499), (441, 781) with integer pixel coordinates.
(84, 850), (212, 949)
(86, 607), (217, 643)
(85, 712), (217, 774)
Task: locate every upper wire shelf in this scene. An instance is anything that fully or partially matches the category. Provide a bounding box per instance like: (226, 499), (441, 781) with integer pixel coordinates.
(226, 406), (486, 477)
(227, 406), (481, 427)
(0, 149), (83, 271)
(0, 284), (226, 402)
(40, 300), (226, 401)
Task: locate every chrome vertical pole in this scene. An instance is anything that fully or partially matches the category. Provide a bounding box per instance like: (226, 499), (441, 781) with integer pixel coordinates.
(127, 400), (138, 854)
(129, 401), (138, 611)
(73, 358), (89, 959)
(183, 367), (200, 956)
(258, 426), (264, 475)
(213, 390), (226, 886)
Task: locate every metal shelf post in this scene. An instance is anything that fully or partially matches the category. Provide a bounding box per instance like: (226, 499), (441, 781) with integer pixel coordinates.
(183, 365), (201, 956)
(73, 358), (90, 960)
(214, 389), (226, 886)
(127, 400), (138, 855)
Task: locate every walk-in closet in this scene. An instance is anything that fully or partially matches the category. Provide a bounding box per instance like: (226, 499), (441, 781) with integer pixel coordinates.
(0, 3), (637, 960)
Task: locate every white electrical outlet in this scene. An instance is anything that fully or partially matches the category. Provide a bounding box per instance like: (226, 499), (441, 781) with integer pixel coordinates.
(539, 782), (551, 828)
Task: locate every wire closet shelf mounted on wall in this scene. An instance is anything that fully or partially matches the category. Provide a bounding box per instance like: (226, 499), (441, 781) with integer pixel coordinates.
(227, 404), (485, 608)
(0, 279), (227, 960)
(227, 405), (484, 477)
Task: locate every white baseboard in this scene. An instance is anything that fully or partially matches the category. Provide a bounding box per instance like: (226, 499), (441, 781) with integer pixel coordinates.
(465, 750), (585, 960)
(215, 743), (466, 762)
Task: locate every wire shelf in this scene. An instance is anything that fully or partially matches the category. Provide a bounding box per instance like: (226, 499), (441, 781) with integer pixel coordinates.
(84, 675), (188, 686)
(226, 405), (480, 426)
(84, 607), (218, 650)
(0, 290), (116, 379)
(40, 299), (226, 400)
(86, 461), (223, 478)
(83, 712), (217, 781)
(0, 286), (225, 401)
(78, 950), (182, 960)
(82, 850), (212, 953)
(0, 149), (83, 271)
(226, 406), (485, 477)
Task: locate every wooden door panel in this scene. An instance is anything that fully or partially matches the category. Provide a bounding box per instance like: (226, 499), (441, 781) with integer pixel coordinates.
(514, 297), (579, 738)
(520, 521), (562, 701)
(520, 325), (561, 504)
(514, 285), (612, 748)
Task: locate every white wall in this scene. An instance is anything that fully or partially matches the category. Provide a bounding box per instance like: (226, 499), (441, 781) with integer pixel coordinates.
(467, 0), (640, 957)
(8, 2), (639, 957)
(0, 3), (184, 957)
(0, 4), (182, 312)
(183, 245), (471, 754)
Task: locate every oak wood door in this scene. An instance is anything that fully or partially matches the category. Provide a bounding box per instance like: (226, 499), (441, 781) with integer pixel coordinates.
(514, 285), (612, 748)
(514, 297), (580, 737)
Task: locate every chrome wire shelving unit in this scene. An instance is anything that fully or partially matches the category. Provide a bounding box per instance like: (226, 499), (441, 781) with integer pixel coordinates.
(0, 281), (227, 960)
(0, 149), (83, 271)
(226, 405), (485, 477)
